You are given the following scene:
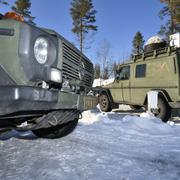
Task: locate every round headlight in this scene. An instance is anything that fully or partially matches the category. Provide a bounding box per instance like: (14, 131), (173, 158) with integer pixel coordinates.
(34, 37), (48, 64)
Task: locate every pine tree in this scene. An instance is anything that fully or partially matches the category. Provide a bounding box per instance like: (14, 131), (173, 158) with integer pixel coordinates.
(0, 0), (8, 5)
(158, 1), (173, 38)
(160, 0), (180, 24)
(169, 0), (180, 26)
(158, 0), (180, 37)
(169, 0), (180, 32)
(12, 0), (35, 23)
(70, 0), (97, 52)
(0, 0), (8, 18)
(132, 32), (145, 55)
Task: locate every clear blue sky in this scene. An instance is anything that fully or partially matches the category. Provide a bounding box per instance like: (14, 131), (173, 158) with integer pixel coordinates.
(1, 0), (165, 63)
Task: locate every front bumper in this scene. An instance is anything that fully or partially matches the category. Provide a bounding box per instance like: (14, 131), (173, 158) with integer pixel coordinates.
(0, 86), (97, 116)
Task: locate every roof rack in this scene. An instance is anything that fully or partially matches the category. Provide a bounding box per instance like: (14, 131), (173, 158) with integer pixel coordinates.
(133, 46), (177, 62)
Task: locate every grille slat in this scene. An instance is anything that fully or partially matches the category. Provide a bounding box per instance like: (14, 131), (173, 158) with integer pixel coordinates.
(62, 64), (79, 79)
(63, 47), (80, 63)
(63, 49), (80, 65)
(62, 42), (94, 87)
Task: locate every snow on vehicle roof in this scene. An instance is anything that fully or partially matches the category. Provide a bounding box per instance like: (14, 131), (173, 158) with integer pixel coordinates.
(145, 35), (165, 45)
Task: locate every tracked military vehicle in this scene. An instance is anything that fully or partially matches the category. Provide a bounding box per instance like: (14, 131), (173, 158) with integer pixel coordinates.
(98, 34), (180, 122)
(0, 14), (97, 138)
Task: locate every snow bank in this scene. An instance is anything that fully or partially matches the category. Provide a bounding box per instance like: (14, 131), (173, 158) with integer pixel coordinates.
(76, 110), (180, 180)
(118, 104), (132, 111)
(122, 115), (174, 135)
(80, 109), (178, 136)
(80, 106), (112, 125)
(140, 111), (156, 119)
(79, 108), (101, 125)
(1, 109), (180, 179)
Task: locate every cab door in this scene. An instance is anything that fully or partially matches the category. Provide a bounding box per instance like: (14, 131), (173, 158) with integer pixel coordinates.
(120, 66), (131, 102)
(110, 77), (123, 102)
(115, 65), (131, 102)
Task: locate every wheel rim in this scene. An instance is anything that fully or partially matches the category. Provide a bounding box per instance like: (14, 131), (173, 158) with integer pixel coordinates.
(100, 95), (108, 109)
(152, 106), (161, 116)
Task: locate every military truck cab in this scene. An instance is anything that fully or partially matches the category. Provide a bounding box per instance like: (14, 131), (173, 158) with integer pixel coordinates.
(0, 15), (97, 138)
(98, 34), (180, 122)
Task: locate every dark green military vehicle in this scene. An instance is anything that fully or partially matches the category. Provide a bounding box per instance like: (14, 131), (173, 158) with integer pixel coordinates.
(98, 36), (180, 122)
(0, 17), (97, 138)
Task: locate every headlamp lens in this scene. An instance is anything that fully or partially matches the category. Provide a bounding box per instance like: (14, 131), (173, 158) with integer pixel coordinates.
(34, 37), (48, 64)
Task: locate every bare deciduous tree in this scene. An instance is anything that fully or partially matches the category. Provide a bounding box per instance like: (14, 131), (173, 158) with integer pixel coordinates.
(96, 39), (114, 79)
(94, 63), (101, 79)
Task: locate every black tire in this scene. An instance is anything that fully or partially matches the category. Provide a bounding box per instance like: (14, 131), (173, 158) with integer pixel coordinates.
(32, 119), (78, 139)
(0, 130), (11, 136)
(99, 93), (112, 112)
(152, 96), (171, 122)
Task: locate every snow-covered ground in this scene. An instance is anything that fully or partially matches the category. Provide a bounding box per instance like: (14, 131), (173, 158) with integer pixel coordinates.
(1, 107), (180, 180)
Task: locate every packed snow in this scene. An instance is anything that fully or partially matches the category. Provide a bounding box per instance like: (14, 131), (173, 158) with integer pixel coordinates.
(1, 107), (180, 180)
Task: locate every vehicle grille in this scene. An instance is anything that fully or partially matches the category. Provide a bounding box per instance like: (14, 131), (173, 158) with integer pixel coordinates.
(62, 42), (94, 87)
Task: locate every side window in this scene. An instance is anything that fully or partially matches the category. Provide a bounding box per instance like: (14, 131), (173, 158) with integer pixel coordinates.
(116, 66), (130, 80)
(135, 64), (146, 78)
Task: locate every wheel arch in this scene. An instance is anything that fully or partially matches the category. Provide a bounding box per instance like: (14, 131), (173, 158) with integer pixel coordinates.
(143, 89), (171, 105)
(102, 89), (113, 101)
(93, 87), (114, 103)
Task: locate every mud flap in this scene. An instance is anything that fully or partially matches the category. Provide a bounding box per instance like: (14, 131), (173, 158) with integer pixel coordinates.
(147, 91), (158, 113)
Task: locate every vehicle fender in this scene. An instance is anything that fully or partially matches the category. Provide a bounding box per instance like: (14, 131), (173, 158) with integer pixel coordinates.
(143, 89), (171, 105)
(93, 87), (114, 103)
